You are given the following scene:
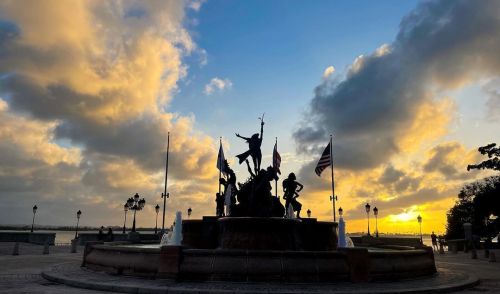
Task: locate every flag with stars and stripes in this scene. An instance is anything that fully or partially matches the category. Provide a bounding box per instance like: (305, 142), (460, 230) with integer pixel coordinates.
(273, 141), (281, 175)
(315, 142), (331, 176)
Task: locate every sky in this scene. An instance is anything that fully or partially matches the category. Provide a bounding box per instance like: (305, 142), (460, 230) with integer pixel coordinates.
(0, 0), (499, 234)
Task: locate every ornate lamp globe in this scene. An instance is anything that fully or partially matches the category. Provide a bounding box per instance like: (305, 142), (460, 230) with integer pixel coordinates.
(365, 203), (371, 213)
(33, 205), (38, 214)
(338, 207), (343, 217)
(188, 207), (192, 217)
(373, 207), (378, 216)
(306, 209), (311, 218)
(155, 204), (160, 214)
(417, 215), (422, 223)
(124, 204), (129, 212)
(77, 210), (82, 219)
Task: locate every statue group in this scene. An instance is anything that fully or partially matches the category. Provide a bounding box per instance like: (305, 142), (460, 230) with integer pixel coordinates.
(216, 118), (303, 218)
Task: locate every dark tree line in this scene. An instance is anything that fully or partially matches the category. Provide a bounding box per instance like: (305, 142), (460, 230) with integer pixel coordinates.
(446, 143), (500, 239)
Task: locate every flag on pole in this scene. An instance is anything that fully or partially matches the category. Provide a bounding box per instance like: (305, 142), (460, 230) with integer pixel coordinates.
(273, 141), (281, 175)
(315, 142), (332, 176)
(216, 142), (227, 176)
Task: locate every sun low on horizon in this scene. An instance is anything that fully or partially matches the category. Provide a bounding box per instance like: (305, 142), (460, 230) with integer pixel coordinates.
(0, 0), (499, 236)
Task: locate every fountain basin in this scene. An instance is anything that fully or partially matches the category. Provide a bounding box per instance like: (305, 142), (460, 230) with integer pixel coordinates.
(83, 243), (436, 282)
(82, 217), (436, 282)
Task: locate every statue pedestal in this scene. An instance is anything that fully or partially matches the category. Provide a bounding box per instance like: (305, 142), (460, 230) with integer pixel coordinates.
(183, 217), (338, 251)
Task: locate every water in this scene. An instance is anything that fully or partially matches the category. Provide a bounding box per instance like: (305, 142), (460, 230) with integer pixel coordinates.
(0, 230), (101, 244)
(1, 230), (433, 247)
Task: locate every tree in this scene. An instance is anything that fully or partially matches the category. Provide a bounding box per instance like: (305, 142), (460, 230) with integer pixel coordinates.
(446, 143), (500, 239)
(467, 143), (500, 171)
(446, 176), (500, 239)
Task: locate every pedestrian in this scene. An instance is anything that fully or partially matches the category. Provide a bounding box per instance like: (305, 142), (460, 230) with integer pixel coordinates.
(431, 231), (438, 252)
(97, 226), (104, 241)
(107, 227), (114, 242)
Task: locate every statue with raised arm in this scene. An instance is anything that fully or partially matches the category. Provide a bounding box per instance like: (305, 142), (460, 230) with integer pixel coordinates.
(236, 114), (264, 173)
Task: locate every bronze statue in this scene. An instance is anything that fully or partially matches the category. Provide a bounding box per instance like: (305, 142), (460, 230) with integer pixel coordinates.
(215, 192), (225, 217)
(236, 116), (264, 173)
(282, 173), (303, 218)
(220, 160), (237, 216)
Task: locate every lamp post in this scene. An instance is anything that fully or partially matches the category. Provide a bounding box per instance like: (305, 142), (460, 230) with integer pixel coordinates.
(373, 207), (379, 238)
(125, 193), (146, 233)
(31, 205), (38, 233)
(123, 204), (128, 234)
(74, 210), (82, 239)
(307, 209), (311, 218)
(187, 207), (192, 219)
(155, 204), (160, 234)
(365, 203), (371, 236)
(417, 215), (423, 244)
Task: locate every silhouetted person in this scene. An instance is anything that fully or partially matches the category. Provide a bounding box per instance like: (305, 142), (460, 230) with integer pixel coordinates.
(107, 227), (114, 241)
(236, 120), (264, 173)
(282, 173), (303, 218)
(98, 226), (104, 241)
(431, 231), (438, 251)
(216, 192), (225, 217)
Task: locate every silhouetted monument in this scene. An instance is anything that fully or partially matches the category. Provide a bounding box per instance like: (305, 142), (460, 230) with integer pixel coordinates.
(215, 192), (225, 217)
(283, 172), (303, 218)
(219, 160), (237, 216)
(236, 116), (264, 174)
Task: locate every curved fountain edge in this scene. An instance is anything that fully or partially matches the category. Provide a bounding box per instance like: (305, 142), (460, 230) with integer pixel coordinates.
(83, 242), (437, 282)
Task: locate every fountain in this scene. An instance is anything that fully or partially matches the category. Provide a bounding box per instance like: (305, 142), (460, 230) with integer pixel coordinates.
(82, 120), (436, 283)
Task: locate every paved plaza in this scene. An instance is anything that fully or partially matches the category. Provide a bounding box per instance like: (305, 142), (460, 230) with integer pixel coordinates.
(0, 243), (498, 293)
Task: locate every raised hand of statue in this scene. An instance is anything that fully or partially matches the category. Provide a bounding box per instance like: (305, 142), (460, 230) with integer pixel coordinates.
(235, 133), (240, 137)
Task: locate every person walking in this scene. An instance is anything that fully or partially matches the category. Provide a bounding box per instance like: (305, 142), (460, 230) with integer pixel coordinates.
(431, 231), (438, 252)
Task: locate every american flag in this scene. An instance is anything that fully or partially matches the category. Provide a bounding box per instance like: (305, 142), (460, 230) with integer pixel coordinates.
(273, 141), (281, 174)
(315, 142), (331, 176)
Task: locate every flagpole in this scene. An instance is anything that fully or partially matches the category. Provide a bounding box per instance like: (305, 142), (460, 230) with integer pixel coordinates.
(275, 137), (278, 198)
(218, 137), (222, 198)
(330, 134), (336, 222)
(161, 132), (170, 233)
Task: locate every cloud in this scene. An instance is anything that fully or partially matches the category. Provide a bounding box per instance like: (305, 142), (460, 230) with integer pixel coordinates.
(293, 0), (500, 171)
(322, 66), (335, 79)
(483, 78), (500, 121)
(188, 0), (206, 12)
(0, 1), (218, 226)
(204, 77), (233, 95)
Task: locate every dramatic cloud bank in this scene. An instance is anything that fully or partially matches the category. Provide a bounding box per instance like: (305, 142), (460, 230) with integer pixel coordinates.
(293, 0), (499, 231)
(294, 0), (500, 170)
(0, 0), (217, 226)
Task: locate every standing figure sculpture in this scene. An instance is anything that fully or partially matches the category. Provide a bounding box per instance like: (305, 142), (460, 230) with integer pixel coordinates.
(220, 160), (238, 216)
(215, 192), (225, 217)
(282, 173), (304, 218)
(236, 116), (264, 173)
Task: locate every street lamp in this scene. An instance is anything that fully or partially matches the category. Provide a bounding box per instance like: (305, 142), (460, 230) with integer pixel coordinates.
(417, 215), (423, 244)
(307, 209), (311, 218)
(373, 207), (379, 238)
(31, 205), (38, 233)
(74, 210), (82, 239)
(365, 203), (371, 236)
(123, 204), (128, 234)
(338, 207), (343, 217)
(155, 204), (160, 234)
(125, 193), (146, 233)
(187, 207), (192, 219)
